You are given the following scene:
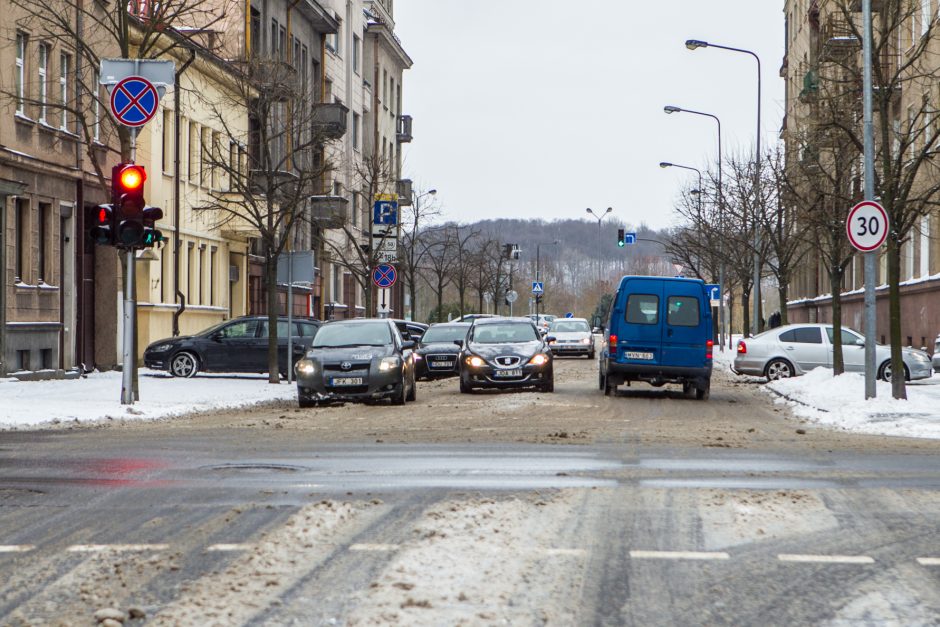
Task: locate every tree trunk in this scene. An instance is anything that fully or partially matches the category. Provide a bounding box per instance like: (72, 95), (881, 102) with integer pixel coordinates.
(265, 253), (280, 384)
(436, 280), (444, 321)
(410, 281), (418, 322)
(741, 291), (751, 339)
(887, 237), (906, 399)
(830, 266), (844, 376)
(728, 293), (735, 349)
(777, 279), (789, 327)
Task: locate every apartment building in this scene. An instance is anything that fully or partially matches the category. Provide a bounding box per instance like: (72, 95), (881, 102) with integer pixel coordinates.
(782, 0), (940, 349)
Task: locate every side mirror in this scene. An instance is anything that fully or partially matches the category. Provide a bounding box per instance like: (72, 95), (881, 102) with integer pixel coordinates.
(402, 340), (416, 350)
(453, 340), (464, 347)
(855, 338), (866, 346)
(211, 332), (224, 342)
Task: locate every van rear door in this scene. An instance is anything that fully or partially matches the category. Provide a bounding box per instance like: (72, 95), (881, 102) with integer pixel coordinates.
(618, 278), (664, 366)
(661, 281), (709, 368)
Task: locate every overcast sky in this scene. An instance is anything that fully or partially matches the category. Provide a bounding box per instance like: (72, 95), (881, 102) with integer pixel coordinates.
(394, 1), (785, 231)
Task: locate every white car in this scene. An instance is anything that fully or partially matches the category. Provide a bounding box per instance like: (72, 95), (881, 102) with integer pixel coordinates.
(732, 323), (933, 381)
(546, 318), (595, 359)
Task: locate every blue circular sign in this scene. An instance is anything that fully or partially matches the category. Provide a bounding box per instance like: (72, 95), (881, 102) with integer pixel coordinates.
(110, 76), (159, 127)
(372, 264), (397, 288)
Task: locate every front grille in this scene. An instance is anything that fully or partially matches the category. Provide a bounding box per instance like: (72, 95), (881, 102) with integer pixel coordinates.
(494, 356), (522, 367)
(323, 361), (370, 373)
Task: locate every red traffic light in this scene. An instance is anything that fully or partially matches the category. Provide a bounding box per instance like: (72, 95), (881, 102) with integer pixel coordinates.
(119, 165), (145, 191)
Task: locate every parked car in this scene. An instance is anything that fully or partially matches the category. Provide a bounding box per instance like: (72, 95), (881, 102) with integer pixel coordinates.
(414, 322), (470, 379)
(392, 319), (429, 343)
(293, 318), (417, 407)
(733, 323), (933, 382)
(143, 316), (321, 378)
(458, 317), (554, 393)
(454, 313), (498, 323)
(599, 276), (713, 399)
(933, 335), (940, 373)
(546, 318), (595, 359)
(526, 314), (556, 335)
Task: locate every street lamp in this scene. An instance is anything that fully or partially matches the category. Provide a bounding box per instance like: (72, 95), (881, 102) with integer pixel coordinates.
(659, 162), (703, 211)
(686, 38), (762, 337)
(586, 207), (613, 283)
(662, 106), (727, 350)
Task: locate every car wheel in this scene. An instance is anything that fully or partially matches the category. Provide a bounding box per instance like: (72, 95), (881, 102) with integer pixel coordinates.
(602, 374), (614, 396)
(298, 396), (317, 409)
(406, 371), (417, 402)
(682, 382), (695, 398)
(459, 376), (473, 394)
(588, 350), (595, 360)
(695, 382), (711, 401)
(540, 374), (554, 393)
(764, 358), (794, 381)
(878, 361), (910, 382)
(169, 352), (199, 378)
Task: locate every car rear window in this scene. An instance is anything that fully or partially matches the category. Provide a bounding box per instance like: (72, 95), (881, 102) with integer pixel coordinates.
(549, 321), (590, 333)
(779, 327), (823, 344)
(667, 296), (700, 327)
(626, 294), (659, 325)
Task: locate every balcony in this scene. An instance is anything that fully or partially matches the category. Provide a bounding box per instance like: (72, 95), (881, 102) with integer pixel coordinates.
(779, 54), (789, 78)
(246, 58), (298, 102)
(397, 179), (413, 206)
(396, 114), (413, 143)
(311, 102), (349, 140)
(849, 0), (884, 10)
(308, 195), (348, 228)
(799, 68), (819, 103)
(819, 16), (859, 62)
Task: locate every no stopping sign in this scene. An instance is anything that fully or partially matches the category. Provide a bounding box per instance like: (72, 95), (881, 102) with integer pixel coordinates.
(847, 201), (889, 252)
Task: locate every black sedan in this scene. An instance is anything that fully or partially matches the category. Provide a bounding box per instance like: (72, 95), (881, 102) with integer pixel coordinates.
(143, 316), (321, 377)
(414, 322), (470, 379)
(293, 319), (417, 407)
(458, 317), (554, 393)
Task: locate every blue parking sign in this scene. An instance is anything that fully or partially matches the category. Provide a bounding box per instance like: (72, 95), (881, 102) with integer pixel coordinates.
(705, 284), (721, 301)
(373, 201), (398, 225)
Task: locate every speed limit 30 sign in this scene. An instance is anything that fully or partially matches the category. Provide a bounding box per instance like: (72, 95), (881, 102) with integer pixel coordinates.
(847, 201), (889, 252)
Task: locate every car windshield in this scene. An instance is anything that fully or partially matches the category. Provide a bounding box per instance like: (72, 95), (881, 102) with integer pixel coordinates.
(549, 320), (590, 333)
(312, 322), (391, 347)
(472, 323), (539, 343)
(422, 326), (468, 343)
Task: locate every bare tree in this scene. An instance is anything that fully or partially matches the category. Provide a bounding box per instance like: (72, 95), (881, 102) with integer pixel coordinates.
(447, 224), (481, 317)
(195, 57), (335, 382)
(398, 188), (440, 321)
(421, 227), (456, 321)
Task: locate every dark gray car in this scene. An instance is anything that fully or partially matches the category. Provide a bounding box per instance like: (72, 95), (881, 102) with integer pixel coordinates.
(294, 319), (417, 407)
(458, 317), (554, 393)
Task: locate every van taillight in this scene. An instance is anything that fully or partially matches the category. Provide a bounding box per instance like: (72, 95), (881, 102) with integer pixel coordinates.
(609, 334), (618, 346)
(737, 340), (747, 354)
(706, 340), (714, 360)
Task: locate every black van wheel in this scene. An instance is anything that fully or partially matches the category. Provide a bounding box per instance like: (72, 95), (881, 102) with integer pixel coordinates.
(682, 382), (696, 398)
(695, 382), (710, 401)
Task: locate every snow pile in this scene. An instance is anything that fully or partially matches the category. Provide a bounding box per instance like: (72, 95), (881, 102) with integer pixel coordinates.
(0, 370), (297, 429)
(765, 367), (940, 439)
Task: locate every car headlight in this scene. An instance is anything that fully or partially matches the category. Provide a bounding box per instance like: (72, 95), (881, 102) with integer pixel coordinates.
(466, 355), (485, 368)
(151, 343), (174, 353)
(295, 359), (317, 376)
(378, 356), (401, 372)
(529, 353), (550, 366)
(581, 338), (592, 345)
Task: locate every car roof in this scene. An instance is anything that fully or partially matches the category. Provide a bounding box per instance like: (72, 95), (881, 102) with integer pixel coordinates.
(429, 322), (471, 327)
(473, 316), (535, 326)
(323, 318), (392, 325)
(551, 317), (588, 323)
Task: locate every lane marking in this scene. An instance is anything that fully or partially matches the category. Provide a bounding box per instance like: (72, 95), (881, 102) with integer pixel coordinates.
(0, 545), (35, 553)
(349, 543), (399, 552)
(543, 548), (586, 557)
(778, 554), (874, 564)
(206, 543), (252, 552)
(67, 544), (169, 553)
(917, 557), (940, 566)
(630, 550), (729, 561)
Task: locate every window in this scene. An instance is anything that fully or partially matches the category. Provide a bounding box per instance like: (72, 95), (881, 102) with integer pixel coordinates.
(353, 35), (361, 74)
(38, 43), (48, 123)
(15, 33), (26, 115)
(249, 7), (261, 57)
(15, 198), (27, 282)
(382, 69), (388, 107)
(187, 242), (195, 303)
(271, 19), (278, 57)
(279, 26), (286, 61)
(59, 52), (70, 130)
(209, 247), (217, 306)
(352, 112), (360, 150)
(666, 296), (699, 327)
(188, 121), (198, 181)
(779, 327), (823, 344)
(923, 0), (932, 36)
(826, 327), (862, 346)
(351, 191), (359, 227)
(389, 77), (395, 116)
(626, 294), (659, 325)
(212, 131), (221, 189)
(220, 319), (260, 339)
(162, 109), (173, 174)
(92, 70), (100, 141)
(201, 127), (211, 186)
(38, 202), (50, 283)
(199, 245), (205, 304)
(301, 45), (308, 89)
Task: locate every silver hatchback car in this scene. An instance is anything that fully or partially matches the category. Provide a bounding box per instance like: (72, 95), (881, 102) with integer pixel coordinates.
(732, 323), (933, 382)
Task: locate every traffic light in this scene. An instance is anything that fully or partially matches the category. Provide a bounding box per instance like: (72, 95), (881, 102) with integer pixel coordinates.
(617, 228), (625, 248)
(90, 204), (115, 246)
(141, 206), (164, 247)
(112, 163), (147, 248)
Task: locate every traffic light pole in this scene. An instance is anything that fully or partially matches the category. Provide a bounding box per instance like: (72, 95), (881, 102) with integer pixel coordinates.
(121, 130), (138, 405)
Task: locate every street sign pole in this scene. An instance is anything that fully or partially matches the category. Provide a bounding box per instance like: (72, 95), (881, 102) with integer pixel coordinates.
(121, 128), (139, 405)
(862, 0), (877, 399)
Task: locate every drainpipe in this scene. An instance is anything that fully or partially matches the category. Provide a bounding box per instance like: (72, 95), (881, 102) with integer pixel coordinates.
(172, 49), (197, 336)
(0, 196), (5, 376)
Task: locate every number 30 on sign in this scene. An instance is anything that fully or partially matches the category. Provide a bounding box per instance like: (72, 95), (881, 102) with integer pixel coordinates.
(846, 200), (889, 252)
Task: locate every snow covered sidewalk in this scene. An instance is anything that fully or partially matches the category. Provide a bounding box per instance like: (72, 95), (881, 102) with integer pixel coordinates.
(0, 369), (296, 430)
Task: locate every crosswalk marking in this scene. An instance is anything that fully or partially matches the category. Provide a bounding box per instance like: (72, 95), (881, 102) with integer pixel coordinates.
(67, 544), (169, 553)
(0, 545), (35, 553)
(630, 550), (730, 561)
(349, 543), (400, 552)
(916, 557), (940, 566)
(206, 543), (252, 552)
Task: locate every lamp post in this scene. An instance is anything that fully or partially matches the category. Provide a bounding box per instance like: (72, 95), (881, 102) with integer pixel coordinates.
(686, 38), (762, 337)
(659, 162), (702, 211)
(663, 106), (728, 349)
(586, 207), (613, 283)
(535, 240), (559, 320)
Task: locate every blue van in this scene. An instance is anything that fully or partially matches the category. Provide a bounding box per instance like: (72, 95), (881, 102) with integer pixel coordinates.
(599, 276), (713, 399)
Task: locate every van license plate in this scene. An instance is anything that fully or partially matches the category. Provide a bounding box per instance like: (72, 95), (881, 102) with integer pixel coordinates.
(626, 351), (653, 360)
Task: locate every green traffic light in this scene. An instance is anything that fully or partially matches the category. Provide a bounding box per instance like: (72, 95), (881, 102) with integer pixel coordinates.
(618, 240), (625, 248)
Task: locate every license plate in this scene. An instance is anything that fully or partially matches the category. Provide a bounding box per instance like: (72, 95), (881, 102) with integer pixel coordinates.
(626, 351), (654, 360)
(433, 358), (453, 363)
(494, 369), (523, 378)
(431, 360), (454, 367)
(330, 377), (363, 386)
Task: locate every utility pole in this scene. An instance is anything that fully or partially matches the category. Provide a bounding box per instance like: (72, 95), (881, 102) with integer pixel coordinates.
(862, 0), (877, 398)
